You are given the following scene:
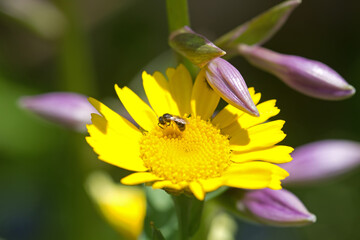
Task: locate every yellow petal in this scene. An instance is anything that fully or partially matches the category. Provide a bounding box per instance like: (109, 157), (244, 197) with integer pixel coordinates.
(166, 67), (176, 80)
(251, 92), (261, 105)
(212, 104), (245, 128)
(115, 85), (158, 131)
(88, 113), (140, 141)
(152, 180), (184, 190)
(121, 172), (161, 185)
(212, 88), (261, 129)
(142, 71), (180, 116)
(228, 120), (286, 151)
(226, 161), (289, 177)
(232, 146), (294, 164)
(224, 174), (271, 189)
(168, 64), (193, 115)
(86, 114), (147, 172)
(88, 98), (141, 138)
(237, 100), (280, 129)
(246, 87), (262, 105)
(191, 69), (220, 120)
(268, 178), (283, 190)
(86, 172), (146, 240)
(223, 162), (288, 189)
(189, 181), (205, 200)
(199, 178), (224, 192)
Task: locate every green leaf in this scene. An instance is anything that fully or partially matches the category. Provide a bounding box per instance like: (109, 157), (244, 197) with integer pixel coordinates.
(150, 222), (166, 240)
(215, 0), (301, 50)
(169, 26), (226, 68)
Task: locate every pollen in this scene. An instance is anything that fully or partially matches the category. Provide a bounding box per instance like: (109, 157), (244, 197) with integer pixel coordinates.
(139, 116), (231, 183)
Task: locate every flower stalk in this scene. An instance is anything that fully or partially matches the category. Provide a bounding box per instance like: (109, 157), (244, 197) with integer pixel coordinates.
(166, 0), (195, 72)
(166, 0), (190, 33)
(54, 0), (96, 95)
(171, 194), (204, 240)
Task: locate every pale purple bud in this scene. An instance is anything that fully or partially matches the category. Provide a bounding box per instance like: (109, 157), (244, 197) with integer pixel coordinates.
(205, 58), (259, 116)
(19, 92), (98, 132)
(282, 140), (360, 185)
(238, 188), (316, 226)
(238, 45), (355, 100)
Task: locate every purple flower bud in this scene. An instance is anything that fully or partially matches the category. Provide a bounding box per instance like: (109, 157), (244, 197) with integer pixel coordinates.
(19, 92), (97, 132)
(205, 58), (259, 116)
(281, 140), (360, 185)
(238, 188), (316, 226)
(238, 45), (355, 100)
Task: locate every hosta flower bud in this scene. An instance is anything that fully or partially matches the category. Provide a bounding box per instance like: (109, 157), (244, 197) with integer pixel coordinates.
(205, 58), (259, 116)
(282, 140), (360, 185)
(237, 189), (316, 226)
(19, 92), (97, 132)
(238, 45), (355, 100)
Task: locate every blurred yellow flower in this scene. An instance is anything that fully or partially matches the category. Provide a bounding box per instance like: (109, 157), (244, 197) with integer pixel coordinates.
(86, 172), (146, 240)
(86, 65), (293, 200)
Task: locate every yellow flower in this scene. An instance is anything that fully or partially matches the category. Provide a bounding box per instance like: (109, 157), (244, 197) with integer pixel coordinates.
(86, 64), (293, 201)
(86, 171), (146, 240)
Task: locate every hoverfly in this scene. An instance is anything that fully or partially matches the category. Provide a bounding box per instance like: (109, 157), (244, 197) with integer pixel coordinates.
(158, 113), (188, 131)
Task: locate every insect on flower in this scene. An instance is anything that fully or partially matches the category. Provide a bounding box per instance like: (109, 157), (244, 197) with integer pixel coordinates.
(158, 113), (188, 131)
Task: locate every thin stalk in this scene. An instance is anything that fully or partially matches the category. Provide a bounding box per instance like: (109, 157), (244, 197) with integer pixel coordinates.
(53, 0), (96, 96)
(172, 194), (204, 240)
(166, 0), (190, 33)
(49, 1), (97, 238)
(166, 0), (197, 74)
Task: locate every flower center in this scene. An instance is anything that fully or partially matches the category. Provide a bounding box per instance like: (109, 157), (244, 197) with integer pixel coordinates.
(139, 116), (231, 183)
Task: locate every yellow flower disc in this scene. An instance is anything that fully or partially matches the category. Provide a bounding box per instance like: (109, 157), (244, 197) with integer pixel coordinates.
(140, 116), (231, 183)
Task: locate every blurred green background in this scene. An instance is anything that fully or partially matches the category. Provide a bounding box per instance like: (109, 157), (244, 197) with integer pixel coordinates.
(0, 0), (359, 239)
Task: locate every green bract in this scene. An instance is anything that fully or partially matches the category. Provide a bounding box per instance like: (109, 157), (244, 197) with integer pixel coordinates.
(169, 26), (226, 68)
(215, 0), (301, 52)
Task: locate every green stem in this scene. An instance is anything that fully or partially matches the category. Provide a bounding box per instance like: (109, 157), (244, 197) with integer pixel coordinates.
(53, 0), (96, 96)
(166, 0), (196, 73)
(49, 1), (97, 238)
(166, 0), (190, 33)
(172, 194), (204, 240)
